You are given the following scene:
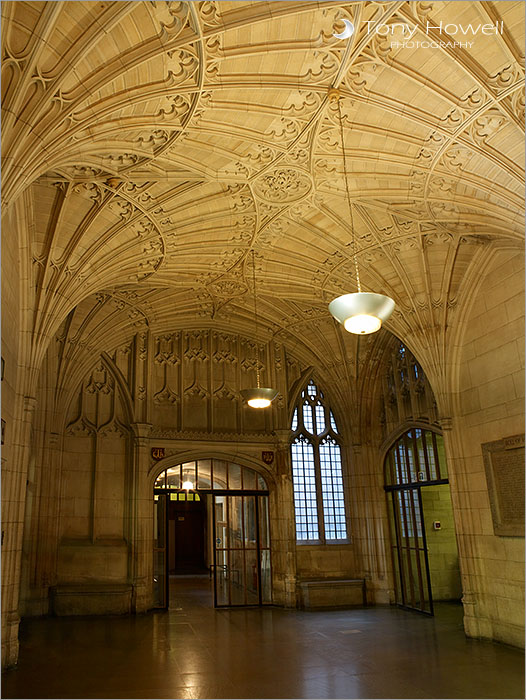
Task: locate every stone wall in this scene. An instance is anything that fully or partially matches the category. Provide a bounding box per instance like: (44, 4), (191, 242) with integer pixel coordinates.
(1, 204), (23, 667)
(421, 484), (461, 601)
(449, 248), (524, 647)
(20, 329), (317, 613)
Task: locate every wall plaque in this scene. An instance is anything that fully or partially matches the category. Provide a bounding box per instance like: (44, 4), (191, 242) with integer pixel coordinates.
(262, 451), (274, 465)
(151, 447), (165, 460)
(482, 434), (524, 537)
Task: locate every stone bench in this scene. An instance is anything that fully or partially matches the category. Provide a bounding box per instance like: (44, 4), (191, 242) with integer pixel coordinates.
(298, 578), (366, 610)
(50, 583), (133, 616)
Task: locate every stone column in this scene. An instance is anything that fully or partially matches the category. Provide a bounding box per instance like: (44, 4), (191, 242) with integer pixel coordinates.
(271, 429), (297, 607)
(1, 395), (37, 668)
(438, 415), (483, 637)
(21, 430), (62, 617)
(128, 422), (152, 612)
(350, 442), (391, 605)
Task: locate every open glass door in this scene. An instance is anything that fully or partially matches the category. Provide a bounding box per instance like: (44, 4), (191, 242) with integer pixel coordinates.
(389, 486), (433, 614)
(213, 494), (271, 607)
(385, 428), (455, 615)
(153, 493), (168, 608)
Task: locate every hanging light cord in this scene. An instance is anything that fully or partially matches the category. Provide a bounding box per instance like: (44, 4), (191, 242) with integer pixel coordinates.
(251, 249), (261, 388)
(336, 95), (362, 293)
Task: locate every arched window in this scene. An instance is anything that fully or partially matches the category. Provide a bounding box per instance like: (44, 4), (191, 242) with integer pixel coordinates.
(384, 428), (448, 538)
(290, 380), (347, 542)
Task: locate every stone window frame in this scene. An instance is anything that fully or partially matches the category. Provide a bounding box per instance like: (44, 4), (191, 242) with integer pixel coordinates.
(290, 379), (348, 545)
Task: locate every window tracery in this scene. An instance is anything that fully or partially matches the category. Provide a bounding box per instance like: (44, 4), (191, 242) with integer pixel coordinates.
(380, 342), (438, 437)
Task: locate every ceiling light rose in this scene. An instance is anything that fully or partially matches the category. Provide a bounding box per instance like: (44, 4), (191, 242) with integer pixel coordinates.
(240, 250), (278, 409)
(327, 88), (395, 334)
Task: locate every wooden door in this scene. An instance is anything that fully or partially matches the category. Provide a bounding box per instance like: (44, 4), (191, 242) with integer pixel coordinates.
(169, 498), (206, 574)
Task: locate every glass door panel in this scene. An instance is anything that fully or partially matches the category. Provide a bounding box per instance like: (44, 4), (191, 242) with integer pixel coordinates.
(387, 496), (403, 605)
(215, 549), (229, 606)
(258, 495), (272, 603)
(213, 494), (272, 607)
(229, 496), (243, 548)
(245, 550), (259, 605)
(229, 549), (247, 604)
(213, 495), (228, 605)
(389, 487), (433, 614)
(153, 494), (168, 608)
(244, 496), (256, 547)
(260, 549), (272, 604)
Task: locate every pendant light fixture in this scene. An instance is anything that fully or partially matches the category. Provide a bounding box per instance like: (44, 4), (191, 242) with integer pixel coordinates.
(240, 250), (278, 409)
(328, 88), (395, 334)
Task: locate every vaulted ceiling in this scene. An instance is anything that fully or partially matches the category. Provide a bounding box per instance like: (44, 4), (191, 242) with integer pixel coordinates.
(2, 0), (524, 388)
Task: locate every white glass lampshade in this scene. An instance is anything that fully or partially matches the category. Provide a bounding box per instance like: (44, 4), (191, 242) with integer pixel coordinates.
(182, 480), (194, 491)
(329, 292), (395, 335)
(240, 387), (278, 408)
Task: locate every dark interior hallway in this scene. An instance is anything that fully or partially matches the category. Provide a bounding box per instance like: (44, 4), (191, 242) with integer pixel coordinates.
(2, 577), (524, 699)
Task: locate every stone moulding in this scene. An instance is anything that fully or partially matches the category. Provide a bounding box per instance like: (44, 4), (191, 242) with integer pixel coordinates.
(148, 427), (276, 442)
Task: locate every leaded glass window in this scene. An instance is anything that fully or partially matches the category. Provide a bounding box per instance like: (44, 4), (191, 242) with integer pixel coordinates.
(290, 380), (348, 542)
(291, 437), (318, 540)
(385, 429), (447, 486)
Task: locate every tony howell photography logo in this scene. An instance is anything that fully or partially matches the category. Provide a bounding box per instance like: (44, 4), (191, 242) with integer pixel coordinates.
(334, 18), (505, 50)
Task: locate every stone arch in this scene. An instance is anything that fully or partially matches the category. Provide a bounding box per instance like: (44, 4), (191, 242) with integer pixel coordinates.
(148, 450), (277, 492)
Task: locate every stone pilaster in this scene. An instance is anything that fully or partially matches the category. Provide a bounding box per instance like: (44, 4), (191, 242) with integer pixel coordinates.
(349, 441), (391, 605)
(128, 423), (152, 612)
(2, 395), (37, 668)
(271, 429), (297, 607)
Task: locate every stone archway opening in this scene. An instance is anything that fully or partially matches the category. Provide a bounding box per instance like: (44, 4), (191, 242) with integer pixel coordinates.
(153, 459), (271, 609)
(384, 428), (462, 615)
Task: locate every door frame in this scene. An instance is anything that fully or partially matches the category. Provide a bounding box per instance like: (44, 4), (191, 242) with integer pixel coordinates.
(153, 492), (169, 609)
(153, 488), (271, 609)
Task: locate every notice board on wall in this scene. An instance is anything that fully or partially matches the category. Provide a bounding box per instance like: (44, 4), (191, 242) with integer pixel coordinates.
(482, 434), (525, 537)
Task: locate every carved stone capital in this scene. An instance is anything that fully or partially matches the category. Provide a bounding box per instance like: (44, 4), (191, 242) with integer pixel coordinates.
(48, 432), (60, 447)
(439, 416), (453, 431)
(351, 442), (363, 456)
(131, 422), (152, 440)
(23, 396), (37, 414)
(273, 429), (292, 449)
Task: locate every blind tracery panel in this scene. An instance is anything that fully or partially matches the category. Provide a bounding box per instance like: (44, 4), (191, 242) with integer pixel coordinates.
(290, 380), (347, 543)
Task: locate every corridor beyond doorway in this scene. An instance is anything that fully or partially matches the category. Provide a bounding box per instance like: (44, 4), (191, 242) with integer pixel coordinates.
(3, 589), (523, 699)
(170, 575), (214, 610)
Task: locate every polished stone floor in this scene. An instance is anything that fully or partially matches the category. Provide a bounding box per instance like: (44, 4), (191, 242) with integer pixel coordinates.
(3, 576), (524, 699)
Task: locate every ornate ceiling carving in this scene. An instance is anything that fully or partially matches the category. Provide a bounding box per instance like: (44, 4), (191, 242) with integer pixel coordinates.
(2, 0), (524, 380)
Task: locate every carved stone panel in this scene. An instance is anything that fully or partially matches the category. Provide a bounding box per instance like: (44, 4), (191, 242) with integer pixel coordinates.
(482, 435), (525, 537)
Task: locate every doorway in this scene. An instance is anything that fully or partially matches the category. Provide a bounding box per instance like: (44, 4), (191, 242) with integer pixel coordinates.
(385, 428), (462, 615)
(168, 492), (207, 574)
(153, 459), (272, 609)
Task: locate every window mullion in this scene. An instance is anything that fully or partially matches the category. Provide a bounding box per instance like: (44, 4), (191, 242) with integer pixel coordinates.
(313, 436), (325, 542)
